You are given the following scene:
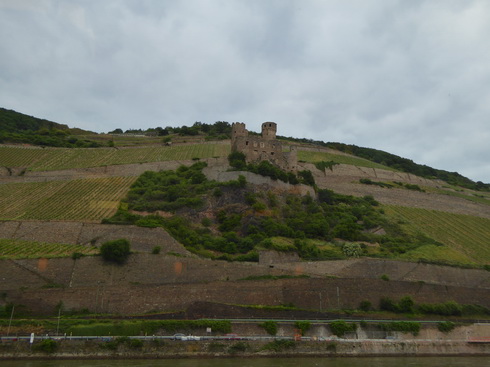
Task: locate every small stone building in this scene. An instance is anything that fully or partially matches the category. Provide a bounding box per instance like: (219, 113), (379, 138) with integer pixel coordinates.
(231, 122), (298, 172)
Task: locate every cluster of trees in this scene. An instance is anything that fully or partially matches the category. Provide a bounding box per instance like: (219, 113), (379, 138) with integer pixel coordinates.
(109, 121), (233, 139)
(0, 108), (101, 147)
(104, 162), (438, 261)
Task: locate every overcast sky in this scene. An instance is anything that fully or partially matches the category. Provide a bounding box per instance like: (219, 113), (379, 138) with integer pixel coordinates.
(1, 1), (490, 183)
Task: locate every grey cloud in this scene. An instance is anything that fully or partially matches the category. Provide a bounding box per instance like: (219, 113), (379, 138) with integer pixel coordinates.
(1, 0), (489, 182)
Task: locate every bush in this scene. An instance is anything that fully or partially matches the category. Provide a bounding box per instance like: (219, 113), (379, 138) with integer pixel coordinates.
(71, 252), (84, 260)
(379, 321), (420, 336)
(437, 321), (456, 333)
(359, 300), (373, 312)
(228, 342), (249, 353)
(129, 338), (143, 349)
(33, 339), (58, 353)
(329, 321), (357, 337)
(152, 246), (161, 255)
(294, 321), (311, 336)
(261, 339), (295, 352)
(100, 239), (131, 264)
(259, 321), (278, 335)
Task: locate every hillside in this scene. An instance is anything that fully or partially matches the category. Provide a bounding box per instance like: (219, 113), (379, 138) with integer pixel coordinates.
(1, 111), (490, 319)
(0, 108), (100, 147)
(1, 140), (490, 266)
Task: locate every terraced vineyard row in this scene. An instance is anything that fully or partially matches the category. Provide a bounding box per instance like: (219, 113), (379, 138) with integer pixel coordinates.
(0, 176), (136, 221)
(0, 143), (231, 172)
(384, 205), (490, 265)
(0, 239), (98, 259)
(297, 150), (395, 171)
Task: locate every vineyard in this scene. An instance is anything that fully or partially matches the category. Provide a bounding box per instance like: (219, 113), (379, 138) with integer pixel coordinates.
(297, 150), (395, 171)
(0, 176), (136, 221)
(0, 238), (97, 259)
(0, 143), (230, 172)
(384, 205), (490, 265)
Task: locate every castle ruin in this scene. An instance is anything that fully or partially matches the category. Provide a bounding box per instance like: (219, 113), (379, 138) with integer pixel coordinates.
(231, 122), (298, 172)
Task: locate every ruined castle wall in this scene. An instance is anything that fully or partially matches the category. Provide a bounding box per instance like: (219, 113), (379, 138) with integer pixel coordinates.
(230, 122), (297, 172)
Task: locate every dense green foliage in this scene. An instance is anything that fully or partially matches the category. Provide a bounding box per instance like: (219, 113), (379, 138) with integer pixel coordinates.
(110, 121), (232, 140)
(32, 339), (58, 353)
(258, 320), (278, 335)
(104, 163), (447, 261)
(0, 108), (101, 147)
(437, 321), (456, 333)
(294, 321), (311, 336)
(379, 296), (490, 317)
(378, 321), (420, 335)
(329, 321), (357, 337)
(100, 239), (131, 264)
(261, 339), (296, 351)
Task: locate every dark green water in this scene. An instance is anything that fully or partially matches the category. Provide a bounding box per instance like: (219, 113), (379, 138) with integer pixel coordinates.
(4, 357), (490, 367)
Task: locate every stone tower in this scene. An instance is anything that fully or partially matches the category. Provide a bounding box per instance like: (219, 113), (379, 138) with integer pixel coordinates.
(231, 122), (248, 151)
(261, 122), (277, 140)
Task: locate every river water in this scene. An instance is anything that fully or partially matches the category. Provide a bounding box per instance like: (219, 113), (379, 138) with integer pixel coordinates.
(5, 357), (490, 367)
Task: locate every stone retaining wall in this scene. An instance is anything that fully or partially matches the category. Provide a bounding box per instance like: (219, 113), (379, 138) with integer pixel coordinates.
(5, 276), (490, 315)
(0, 221), (189, 255)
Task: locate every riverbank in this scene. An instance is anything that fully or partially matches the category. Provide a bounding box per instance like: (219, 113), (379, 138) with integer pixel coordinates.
(1, 339), (490, 360)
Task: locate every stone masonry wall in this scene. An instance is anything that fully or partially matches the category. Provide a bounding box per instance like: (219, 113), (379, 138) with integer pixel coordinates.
(0, 221), (190, 255)
(5, 277), (490, 315)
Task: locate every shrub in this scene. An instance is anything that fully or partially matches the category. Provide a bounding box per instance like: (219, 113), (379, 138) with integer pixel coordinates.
(380, 274), (390, 281)
(437, 321), (456, 333)
(294, 321), (311, 336)
(398, 296), (415, 314)
(33, 339), (58, 353)
(228, 342), (249, 353)
(261, 339), (295, 352)
(71, 252), (83, 260)
(329, 321), (357, 337)
(152, 246), (161, 255)
(100, 239), (131, 264)
(379, 321), (420, 336)
(259, 321), (278, 335)
(359, 300), (373, 312)
(129, 338), (143, 349)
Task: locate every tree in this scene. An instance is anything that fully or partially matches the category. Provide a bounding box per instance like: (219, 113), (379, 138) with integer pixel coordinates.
(100, 239), (131, 264)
